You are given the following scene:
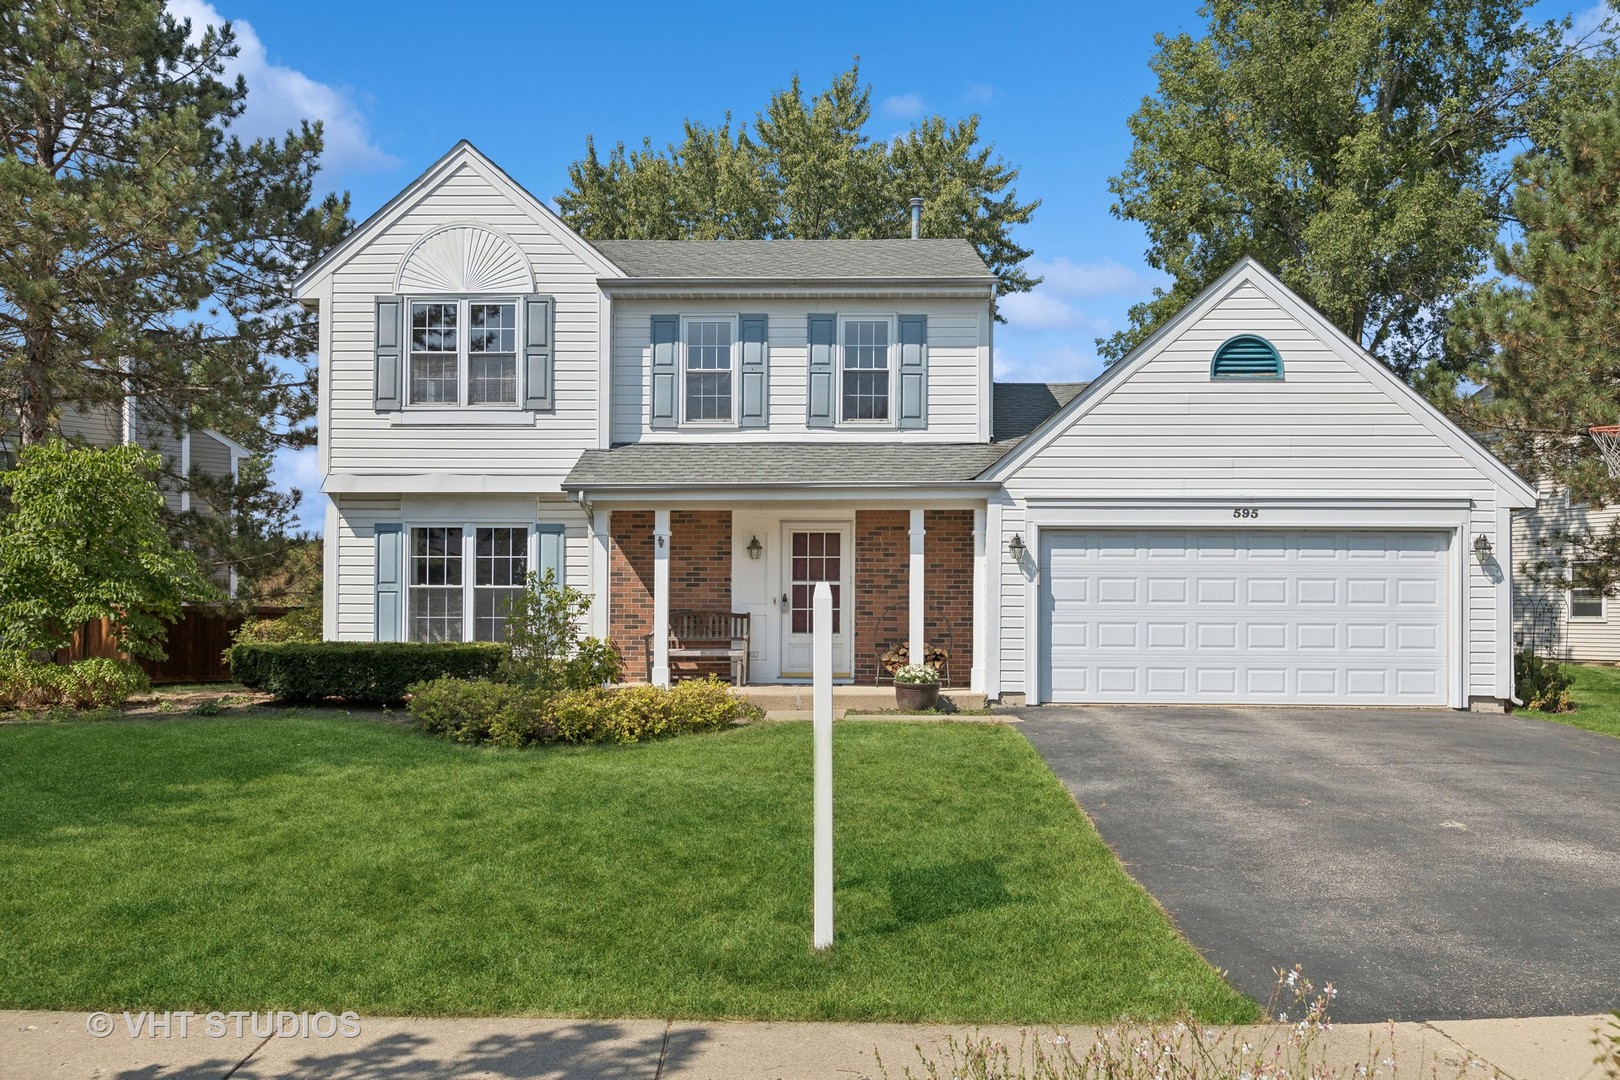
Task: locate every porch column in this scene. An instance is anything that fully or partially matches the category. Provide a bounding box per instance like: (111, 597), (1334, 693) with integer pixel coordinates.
(587, 508), (610, 641)
(652, 509), (671, 687)
(971, 506), (987, 693)
(909, 508), (926, 665)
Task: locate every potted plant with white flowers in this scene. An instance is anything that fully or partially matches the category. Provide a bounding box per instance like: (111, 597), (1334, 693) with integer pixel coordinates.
(893, 662), (941, 711)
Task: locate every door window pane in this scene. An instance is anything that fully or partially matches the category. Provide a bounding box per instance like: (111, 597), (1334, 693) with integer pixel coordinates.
(409, 526), (463, 641)
(841, 320), (889, 420)
(685, 319), (733, 421)
(473, 526), (528, 641)
(467, 303), (518, 405)
(410, 303), (459, 404)
(789, 531), (842, 634)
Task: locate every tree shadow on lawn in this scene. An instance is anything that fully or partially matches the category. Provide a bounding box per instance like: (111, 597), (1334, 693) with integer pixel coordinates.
(880, 858), (1015, 930)
(109, 1022), (701, 1080)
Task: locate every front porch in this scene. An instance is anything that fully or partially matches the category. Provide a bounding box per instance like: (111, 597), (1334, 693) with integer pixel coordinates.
(596, 504), (987, 692)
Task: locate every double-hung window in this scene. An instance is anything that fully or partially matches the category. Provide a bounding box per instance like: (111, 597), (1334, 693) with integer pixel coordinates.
(408, 525), (531, 642)
(840, 317), (892, 423)
(1570, 564), (1606, 619)
(409, 299), (520, 407)
(683, 316), (736, 424)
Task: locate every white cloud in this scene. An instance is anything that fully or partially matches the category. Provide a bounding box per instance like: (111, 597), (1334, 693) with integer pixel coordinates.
(965, 83), (994, 106)
(993, 344), (1106, 384)
(881, 93), (927, 120)
(999, 291), (1113, 334)
(271, 446), (325, 534)
(1571, 2), (1615, 42)
(1028, 257), (1151, 297)
(167, 0), (395, 176)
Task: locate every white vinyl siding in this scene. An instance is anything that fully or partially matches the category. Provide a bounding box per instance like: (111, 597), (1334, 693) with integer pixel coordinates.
(998, 280), (1509, 702)
(324, 162), (600, 485)
(1513, 481), (1620, 661)
(611, 298), (985, 442)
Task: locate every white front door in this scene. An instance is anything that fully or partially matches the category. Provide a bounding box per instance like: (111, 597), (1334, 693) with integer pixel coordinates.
(780, 525), (853, 678)
(1038, 528), (1451, 705)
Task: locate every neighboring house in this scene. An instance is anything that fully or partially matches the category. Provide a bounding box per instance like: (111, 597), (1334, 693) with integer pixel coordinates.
(297, 142), (1536, 709)
(1512, 478), (1620, 662)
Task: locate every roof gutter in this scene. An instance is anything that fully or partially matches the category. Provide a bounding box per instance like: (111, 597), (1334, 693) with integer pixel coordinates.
(596, 276), (995, 291)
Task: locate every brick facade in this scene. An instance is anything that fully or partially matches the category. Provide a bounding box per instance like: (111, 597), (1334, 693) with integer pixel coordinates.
(609, 510), (733, 683)
(608, 511), (655, 680)
(854, 510), (910, 685)
(669, 510), (732, 680)
(924, 509), (975, 688)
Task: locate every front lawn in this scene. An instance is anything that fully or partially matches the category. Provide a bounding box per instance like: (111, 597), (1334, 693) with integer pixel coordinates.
(0, 714), (1254, 1023)
(1556, 663), (1620, 738)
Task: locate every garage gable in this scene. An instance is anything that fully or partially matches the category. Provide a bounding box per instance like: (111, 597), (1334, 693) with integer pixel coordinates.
(987, 259), (1534, 508)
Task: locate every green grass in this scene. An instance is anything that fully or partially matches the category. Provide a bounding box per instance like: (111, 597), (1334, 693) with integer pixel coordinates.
(0, 713), (1254, 1024)
(1557, 664), (1620, 738)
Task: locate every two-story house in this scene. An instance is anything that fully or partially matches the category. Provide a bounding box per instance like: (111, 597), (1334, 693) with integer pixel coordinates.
(298, 142), (1536, 709)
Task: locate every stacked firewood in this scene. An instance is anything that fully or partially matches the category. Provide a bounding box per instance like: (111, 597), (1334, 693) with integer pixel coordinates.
(880, 642), (949, 673)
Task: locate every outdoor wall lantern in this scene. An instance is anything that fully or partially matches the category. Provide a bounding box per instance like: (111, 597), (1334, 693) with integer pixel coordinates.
(746, 535), (764, 560)
(1473, 533), (1493, 564)
(1007, 533), (1027, 562)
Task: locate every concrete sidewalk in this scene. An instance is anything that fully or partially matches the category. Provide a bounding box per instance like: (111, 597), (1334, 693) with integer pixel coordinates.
(2, 1010), (1610, 1080)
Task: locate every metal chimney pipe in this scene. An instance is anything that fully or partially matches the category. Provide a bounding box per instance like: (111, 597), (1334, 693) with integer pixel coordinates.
(909, 197), (923, 239)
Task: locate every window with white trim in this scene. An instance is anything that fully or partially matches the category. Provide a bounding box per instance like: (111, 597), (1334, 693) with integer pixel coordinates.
(840, 317), (891, 423)
(682, 316), (736, 423)
(409, 299), (520, 407)
(1570, 566), (1606, 619)
(408, 525), (531, 642)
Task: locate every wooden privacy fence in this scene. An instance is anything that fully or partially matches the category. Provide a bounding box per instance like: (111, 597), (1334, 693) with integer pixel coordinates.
(56, 606), (290, 684)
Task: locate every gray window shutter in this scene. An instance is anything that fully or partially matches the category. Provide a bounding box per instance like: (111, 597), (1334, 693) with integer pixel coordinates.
(374, 297), (403, 411)
(523, 295), (555, 411)
(534, 524), (566, 587)
(650, 315), (679, 430)
(738, 314), (769, 428)
(807, 313), (836, 428)
(375, 523), (403, 641)
(898, 314), (928, 429)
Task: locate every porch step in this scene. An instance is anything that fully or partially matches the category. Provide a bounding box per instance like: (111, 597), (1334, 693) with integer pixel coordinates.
(737, 685), (987, 717)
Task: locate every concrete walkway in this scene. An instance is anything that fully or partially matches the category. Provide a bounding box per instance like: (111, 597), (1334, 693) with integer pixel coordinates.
(2, 1009), (1611, 1079)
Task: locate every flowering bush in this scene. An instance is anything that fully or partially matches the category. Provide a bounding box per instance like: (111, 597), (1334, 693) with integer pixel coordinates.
(893, 663), (940, 685)
(883, 966), (1431, 1080)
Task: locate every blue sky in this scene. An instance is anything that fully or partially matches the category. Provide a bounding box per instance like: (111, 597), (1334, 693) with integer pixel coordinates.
(167, 0), (1601, 532)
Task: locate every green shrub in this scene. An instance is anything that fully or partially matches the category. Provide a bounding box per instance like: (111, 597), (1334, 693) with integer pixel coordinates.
(227, 641), (503, 705)
(0, 656), (149, 711)
(407, 675), (760, 747)
(231, 607), (322, 646)
(497, 571), (621, 691)
(1515, 649), (1573, 712)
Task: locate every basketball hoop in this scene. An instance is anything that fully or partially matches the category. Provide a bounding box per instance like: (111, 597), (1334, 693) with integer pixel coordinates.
(1592, 424), (1620, 477)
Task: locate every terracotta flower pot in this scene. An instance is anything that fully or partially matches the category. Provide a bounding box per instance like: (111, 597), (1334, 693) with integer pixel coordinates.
(894, 681), (940, 711)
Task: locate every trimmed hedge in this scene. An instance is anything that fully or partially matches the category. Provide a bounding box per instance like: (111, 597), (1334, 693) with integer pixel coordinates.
(0, 657), (151, 711)
(227, 641), (504, 705)
(408, 675), (762, 747)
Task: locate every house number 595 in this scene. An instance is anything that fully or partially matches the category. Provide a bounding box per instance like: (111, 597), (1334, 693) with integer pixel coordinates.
(1232, 507), (1260, 519)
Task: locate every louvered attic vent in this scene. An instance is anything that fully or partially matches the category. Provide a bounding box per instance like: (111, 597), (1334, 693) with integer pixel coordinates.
(1210, 335), (1283, 379)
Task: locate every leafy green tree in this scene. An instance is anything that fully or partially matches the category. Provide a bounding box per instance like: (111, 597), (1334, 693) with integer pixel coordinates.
(0, 0), (349, 458)
(497, 572), (621, 693)
(1103, 0), (1612, 377)
(557, 62), (1039, 307)
(0, 441), (215, 658)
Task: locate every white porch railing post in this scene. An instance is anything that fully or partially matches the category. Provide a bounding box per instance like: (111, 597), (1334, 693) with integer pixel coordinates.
(812, 580), (834, 951)
(652, 509), (671, 687)
(909, 508), (926, 666)
(971, 506), (987, 693)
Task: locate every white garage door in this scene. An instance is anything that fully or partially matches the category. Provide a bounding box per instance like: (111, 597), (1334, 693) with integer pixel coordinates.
(1038, 529), (1451, 705)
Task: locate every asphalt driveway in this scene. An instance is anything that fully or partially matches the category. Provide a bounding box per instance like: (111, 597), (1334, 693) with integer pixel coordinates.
(1016, 706), (1620, 1023)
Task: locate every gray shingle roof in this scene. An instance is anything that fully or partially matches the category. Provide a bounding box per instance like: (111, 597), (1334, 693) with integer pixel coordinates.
(564, 382), (1087, 489)
(592, 239), (994, 281)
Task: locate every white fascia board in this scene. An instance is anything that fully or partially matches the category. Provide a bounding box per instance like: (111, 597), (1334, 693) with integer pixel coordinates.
(571, 485), (999, 505)
(200, 428), (253, 459)
(597, 279), (994, 299)
(295, 141), (624, 297)
(982, 256), (1539, 509)
(325, 472), (569, 495)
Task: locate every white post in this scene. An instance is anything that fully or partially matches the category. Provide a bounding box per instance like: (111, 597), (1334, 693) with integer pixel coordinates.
(652, 509), (671, 687)
(908, 508), (926, 665)
(812, 580), (834, 951)
(971, 505), (987, 693)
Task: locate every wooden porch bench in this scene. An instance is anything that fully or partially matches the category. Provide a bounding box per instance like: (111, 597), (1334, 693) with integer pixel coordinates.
(646, 611), (751, 685)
